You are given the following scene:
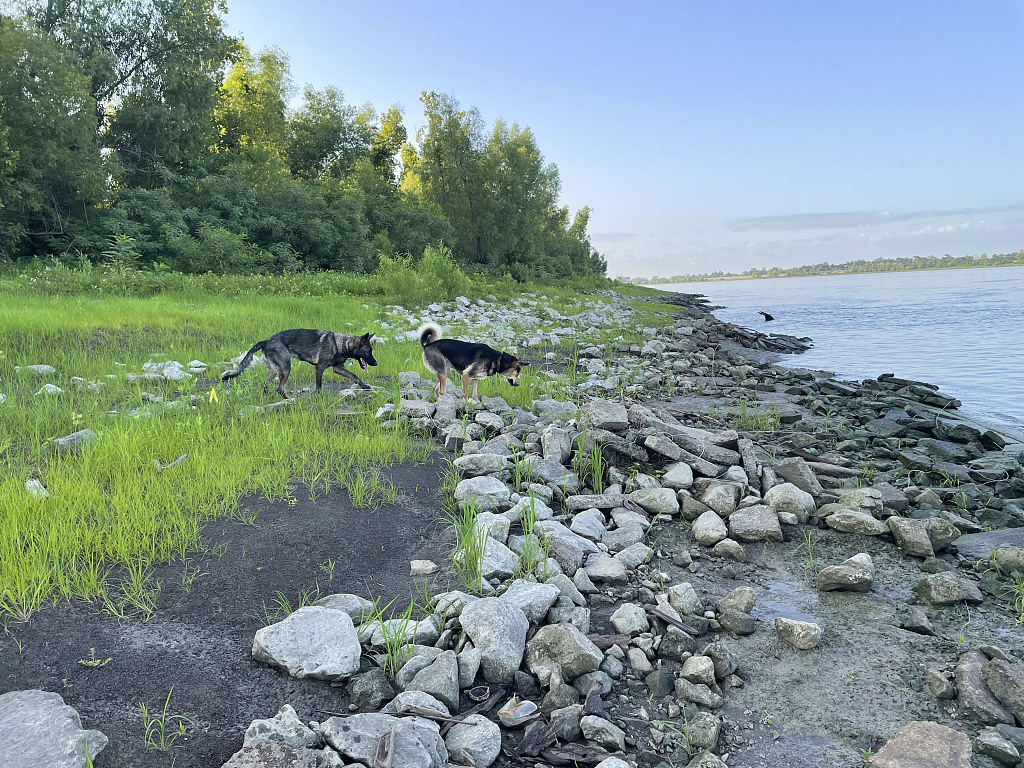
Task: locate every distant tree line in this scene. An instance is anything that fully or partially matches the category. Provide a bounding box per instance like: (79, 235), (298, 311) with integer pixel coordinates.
(628, 251), (1024, 285)
(0, 0), (605, 280)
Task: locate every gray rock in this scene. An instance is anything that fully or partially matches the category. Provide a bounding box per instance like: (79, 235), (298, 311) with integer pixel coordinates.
(348, 668), (397, 711)
(400, 399), (436, 419)
(775, 617), (821, 649)
(666, 582), (704, 616)
(692, 509), (728, 546)
(455, 476), (512, 511)
(614, 542), (652, 569)
(955, 652), (1015, 726)
(381, 690), (450, 716)
(661, 461), (695, 490)
(868, 721), (971, 768)
(582, 400), (629, 432)
(629, 487), (679, 516)
(252, 607), (361, 681)
(913, 572), (984, 607)
(580, 715), (625, 751)
(718, 608), (757, 635)
(682, 753), (728, 768)
(0, 690), (108, 768)
(956, 529), (1024, 563)
(526, 623), (603, 684)
(548, 573), (586, 606)
(838, 487), (885, 516)
(541, 426), (574, 464)
(775, 457), (823, 496)
(457, 646), (481, 689)
(681, 655), (716, 686)
(728, 504), (782, 543)
(454, 453), (508, 478)
(321, 713), (447, 768)
(603, 523), (645, 552)
(528, 458), (580, 494)
(550, 704), (583, 741)
(716, 586), (755, 614)
(824, 507), (888, 535)
(315, 593), (376, 622)
(763, 482), (816, 523)
(925, 517), (961, 552)
(501, 580), (560, 624)
(702, 640), (740, 679)
(480, 537), (518, 580)
(674, 676), (723, 709)
(712, 538), (746, 561)
(243, 704), (322, 750)
(444, 714), (502, 768)
(974, 730), (1020, 766)
(51, 429), (97, 455)
(459, 598), (529, 683)
(584, 556), (628, 584)
(570, 509), (607, 541)
(983, 660), (1024, 725)
(686, 711), (722, 751)
(817, 553), (874, 592)
(610, 603), (649, 635)
(926, 669), (956, 699)
(406, 651), (460, 712)
(992, 546), (1024, 575)
(888, 517), (936, 558)
(534, 399), (580, 420)
(699, 481), (742, 516)
(222, 741), (344, 768)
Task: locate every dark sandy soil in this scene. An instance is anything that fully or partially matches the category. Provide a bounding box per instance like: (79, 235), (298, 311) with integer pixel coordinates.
(0, 456), (453, 768)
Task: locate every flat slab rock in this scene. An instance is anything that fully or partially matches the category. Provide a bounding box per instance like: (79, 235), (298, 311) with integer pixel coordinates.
(0, 689), (108, 768)
(869, 720), (972, 768)
(954, 528), (1024, 562)
(252, 606), (361, 681)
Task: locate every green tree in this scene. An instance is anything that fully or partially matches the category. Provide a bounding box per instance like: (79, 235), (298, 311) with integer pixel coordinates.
(215, 45), (292, 164)
(288, 85), (370, 180)
(0, 17), (106, 256)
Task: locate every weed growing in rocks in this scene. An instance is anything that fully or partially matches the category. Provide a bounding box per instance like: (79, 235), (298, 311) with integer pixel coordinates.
(732, 399), (781, 432)
(446, 496), (486, 594)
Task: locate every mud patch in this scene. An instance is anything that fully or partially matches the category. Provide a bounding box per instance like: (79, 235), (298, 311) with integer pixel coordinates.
(0, 456), (453, 768)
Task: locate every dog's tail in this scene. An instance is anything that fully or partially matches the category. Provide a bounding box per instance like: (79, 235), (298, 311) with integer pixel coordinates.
(418, 323), (443, 347)
(222, 340), (266, 381)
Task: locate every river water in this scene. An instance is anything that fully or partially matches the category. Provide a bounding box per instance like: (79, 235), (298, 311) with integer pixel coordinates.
(659, 266), (1024, 440)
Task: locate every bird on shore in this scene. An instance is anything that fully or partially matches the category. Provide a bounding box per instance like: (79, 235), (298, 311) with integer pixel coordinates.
(758, 311), (774, 322)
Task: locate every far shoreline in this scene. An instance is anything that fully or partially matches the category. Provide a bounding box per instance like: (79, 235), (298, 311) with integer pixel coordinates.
(627, 260), (1024, 286)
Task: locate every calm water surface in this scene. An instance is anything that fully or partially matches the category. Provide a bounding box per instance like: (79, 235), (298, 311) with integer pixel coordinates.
(661, 267), (1024, 439)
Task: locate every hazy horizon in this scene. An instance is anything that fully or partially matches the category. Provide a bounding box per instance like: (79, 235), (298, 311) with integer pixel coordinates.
(223, 1), (1024, 278)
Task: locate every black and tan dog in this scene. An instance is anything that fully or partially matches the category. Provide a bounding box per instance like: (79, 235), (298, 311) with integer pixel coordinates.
(419, 323), (524, 401)
(222, 329), (377, 398)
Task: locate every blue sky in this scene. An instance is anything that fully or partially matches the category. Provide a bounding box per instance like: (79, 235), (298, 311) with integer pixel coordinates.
(223, 1), (1024, 278)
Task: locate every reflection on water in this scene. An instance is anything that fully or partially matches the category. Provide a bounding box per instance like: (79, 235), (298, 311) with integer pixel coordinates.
(662, 266), (1024, 438)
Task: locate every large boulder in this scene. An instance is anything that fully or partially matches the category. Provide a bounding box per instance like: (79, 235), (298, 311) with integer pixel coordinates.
(0, 690), (108, 768)
(243, 704), (322, 750)
(406, 651), (461, 712)
(459, 598), (529, 683)
(252, 607), (361, 681)
(954, 652), (1015, 726)
(775, 457), (823, 497)
(629, 487), (679, 517)
(982, 659), (1024, 725)
(913, 572), (984, 607)
(887, 517), (935, 558)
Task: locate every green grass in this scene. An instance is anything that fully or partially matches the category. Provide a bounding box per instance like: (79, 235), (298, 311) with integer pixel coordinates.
(0, 281), (441, 623)
(139, 685), (192, 752)
(731, 399), (781, 433)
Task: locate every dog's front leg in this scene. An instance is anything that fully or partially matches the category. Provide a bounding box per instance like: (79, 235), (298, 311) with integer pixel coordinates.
(314, 364), (327, 391)
(336, 364), (370, 390)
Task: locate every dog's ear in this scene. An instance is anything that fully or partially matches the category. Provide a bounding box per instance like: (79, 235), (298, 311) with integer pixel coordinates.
(367, 333), (375, 341)
(359, 332), (372, 343)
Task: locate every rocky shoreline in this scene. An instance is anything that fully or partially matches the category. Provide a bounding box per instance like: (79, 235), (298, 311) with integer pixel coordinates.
(3, 289), (1023, 768)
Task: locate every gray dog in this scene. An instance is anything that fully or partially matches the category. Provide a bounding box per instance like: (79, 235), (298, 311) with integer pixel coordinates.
(222, 329), (377, 398)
